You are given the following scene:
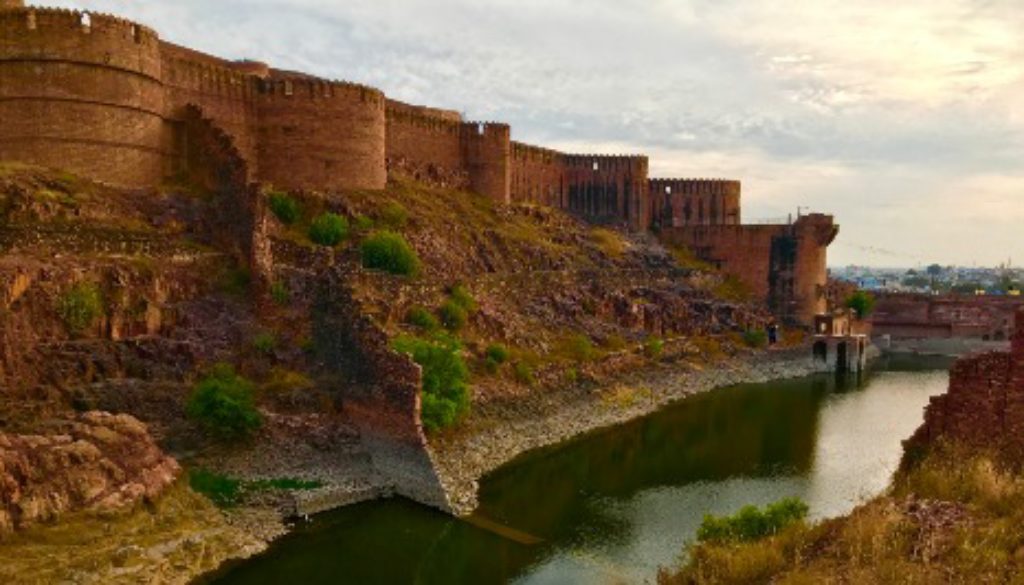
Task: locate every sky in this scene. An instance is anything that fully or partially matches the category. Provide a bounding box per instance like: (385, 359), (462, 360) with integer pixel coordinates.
(46, 0), (1024, 267)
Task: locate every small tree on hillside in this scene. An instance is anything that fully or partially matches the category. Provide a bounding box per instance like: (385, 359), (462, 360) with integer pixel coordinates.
(845, 290), (876, 319)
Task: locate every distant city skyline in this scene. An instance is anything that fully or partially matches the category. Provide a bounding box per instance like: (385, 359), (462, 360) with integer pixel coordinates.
(48, 0), (1024, 266)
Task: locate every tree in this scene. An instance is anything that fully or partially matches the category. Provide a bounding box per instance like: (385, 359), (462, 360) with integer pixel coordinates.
(926, 264), (943, 277)
(845, 291), (876, 319)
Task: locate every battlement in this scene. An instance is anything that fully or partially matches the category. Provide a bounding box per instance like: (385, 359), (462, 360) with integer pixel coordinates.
(0, 1), (25, 10)
(260, 73), (385, 106)
(0, 7), (159, 46)
(650, 178), (741, 196)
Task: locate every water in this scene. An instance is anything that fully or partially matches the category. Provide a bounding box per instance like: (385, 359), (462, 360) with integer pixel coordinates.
(211, 354), (952, 585)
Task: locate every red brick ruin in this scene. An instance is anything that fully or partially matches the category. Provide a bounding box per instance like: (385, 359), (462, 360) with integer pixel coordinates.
(905, 308), (1024, 461)
(0, 2), (836, 324)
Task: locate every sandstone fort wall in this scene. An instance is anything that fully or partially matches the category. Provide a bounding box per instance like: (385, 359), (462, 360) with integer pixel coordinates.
(904, 309), (1024, 462)
(0, 8), (167, 187)
(648, 179), (741, 227)
(0, 2), (836, 325)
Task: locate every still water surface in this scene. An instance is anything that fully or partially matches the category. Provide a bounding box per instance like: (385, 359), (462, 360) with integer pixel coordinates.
(213, 354), (952, 584)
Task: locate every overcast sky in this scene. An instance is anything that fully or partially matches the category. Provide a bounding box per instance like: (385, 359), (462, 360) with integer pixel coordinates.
(48, 0), (1024, 267)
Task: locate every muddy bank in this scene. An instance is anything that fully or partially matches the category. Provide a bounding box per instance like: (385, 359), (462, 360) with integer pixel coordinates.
(430, 346), (817, 515)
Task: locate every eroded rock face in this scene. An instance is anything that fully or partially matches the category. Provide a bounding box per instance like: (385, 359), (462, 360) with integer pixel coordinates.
(0, 411), (180, 535)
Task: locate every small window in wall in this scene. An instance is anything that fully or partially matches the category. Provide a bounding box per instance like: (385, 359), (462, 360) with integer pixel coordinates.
(665, 186), (672, 195)
(26, 11), (37, 30)
(477, 123), (485, 135)
(81, 12), (92, 31)
(592, 161), (599, 171)
(284, 80), (294, 96)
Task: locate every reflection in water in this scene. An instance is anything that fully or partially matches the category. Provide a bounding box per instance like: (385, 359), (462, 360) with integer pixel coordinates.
(211, 355), (952, 585)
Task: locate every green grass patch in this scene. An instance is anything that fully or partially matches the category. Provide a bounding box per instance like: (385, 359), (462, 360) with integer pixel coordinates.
(559, 334), (596, 362)
(645, 337), (665, 358)
(439, 300), (468, 332)
(251, 332), (277, 354)
(267, 191), (301, 225)
(56, 283), (104, 334)
(270, 281), (289, 305)
(697, 498), (809, 544)
(378, 202), (410, 229)
(406, 306), (440, 332)
(189, 468), (323, 508)
(361, 230), (420, 276)
(308, 212), (349, 246)
(514, 362), (536, 386)
(742, 329), (768, 348)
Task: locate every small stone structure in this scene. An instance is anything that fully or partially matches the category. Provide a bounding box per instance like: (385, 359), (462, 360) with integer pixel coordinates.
(812, 311), (871, 372)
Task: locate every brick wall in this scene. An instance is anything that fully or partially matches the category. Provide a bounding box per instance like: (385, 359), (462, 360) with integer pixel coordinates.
(256, 76), (387, 191)
(658, 214), (837, 325)
(648, 179), (741, 227)
(873, 294), (1024, 340)
(904, 309), (1024, 461)
(0, 9), (167, 187)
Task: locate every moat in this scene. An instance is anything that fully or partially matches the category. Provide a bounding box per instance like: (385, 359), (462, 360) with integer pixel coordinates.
(210, 354), (952, 584)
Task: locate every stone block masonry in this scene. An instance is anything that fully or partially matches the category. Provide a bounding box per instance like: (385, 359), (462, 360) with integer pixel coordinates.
(0, 2), (836, 325)
(904, 309), (1024, 461)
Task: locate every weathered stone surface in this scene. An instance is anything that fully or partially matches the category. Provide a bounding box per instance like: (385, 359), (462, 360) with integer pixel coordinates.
(0, 411), (180, 536)
(904, 308), (1024, 463)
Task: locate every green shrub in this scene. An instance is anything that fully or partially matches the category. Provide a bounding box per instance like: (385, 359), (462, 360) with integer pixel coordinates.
(379, 202), (409, 229)
(308, 212), (349, 246)
(56, 283), (104, 334)
(270, 281), (289, 305)
(514, 362), (536, 387)
(406, 306), (440, 331)
(485, 344), (510, 364)
(186, 364), (262, 441)
(448, 284), (477, 312)
(360, 231), (420, 276)
(267, 191), (300, 225)
(392, 336), (470, 432)
(439, 300), (468, 331)
(645, 337), (665, 358)
(696, 498), (809, 544)
(742, 329), (768, 348)
(251, 332), (277, 354)
(845, 290), (876, 319)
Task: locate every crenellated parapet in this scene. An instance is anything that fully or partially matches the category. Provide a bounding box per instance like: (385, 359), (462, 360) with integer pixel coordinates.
(0, 7), (167, 187)
(256, 72), (387, 191)
(649, 178), (742, 227)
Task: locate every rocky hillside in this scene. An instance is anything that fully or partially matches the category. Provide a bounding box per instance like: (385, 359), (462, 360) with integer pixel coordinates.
(0, 163), (777, 578)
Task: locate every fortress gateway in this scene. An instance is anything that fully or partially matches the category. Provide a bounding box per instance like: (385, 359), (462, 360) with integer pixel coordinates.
(0, 1), (837, 324)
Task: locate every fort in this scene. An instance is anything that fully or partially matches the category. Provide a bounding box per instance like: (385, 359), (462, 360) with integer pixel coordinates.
(0, 1), (835, 324)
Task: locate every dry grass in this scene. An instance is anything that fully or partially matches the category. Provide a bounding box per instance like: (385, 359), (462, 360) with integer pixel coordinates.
(668, 245), (716, 272)
(659, 446), (1024, 584)
(590, 227), (628, 258)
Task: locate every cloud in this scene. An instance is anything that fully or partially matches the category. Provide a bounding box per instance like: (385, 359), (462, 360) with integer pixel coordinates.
(44, 0), (1024, 266)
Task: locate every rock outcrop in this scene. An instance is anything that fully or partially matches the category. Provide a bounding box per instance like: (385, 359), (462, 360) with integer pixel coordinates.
(0, 411), (180, 536)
